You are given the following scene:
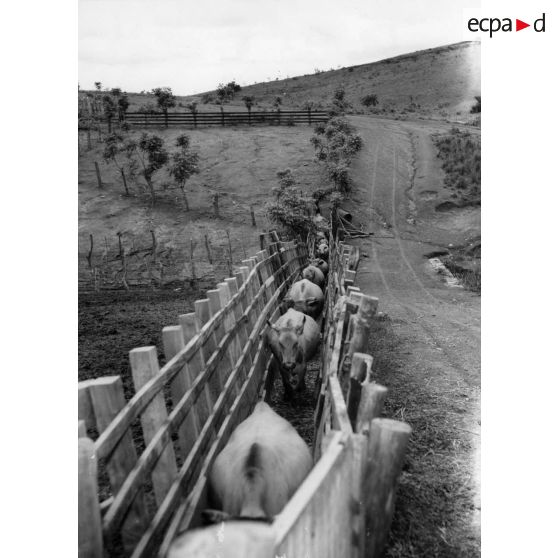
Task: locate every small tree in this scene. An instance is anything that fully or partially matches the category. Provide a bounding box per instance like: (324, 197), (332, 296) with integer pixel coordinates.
(103, 131), (134, 195)
(134, 133), (169, 203)
(242, 95), (255, 124)
(216, 81), (241, 103)
(168, 134), (199, 210)
(273, 96), (282, 109)
(361, 94), (378, 108)
(110, 88), (130, 122)
(152, 87), (176, 127)
(330, 88), (351, 116)
(227, 81), (241, 96)
(102, 94), (117, 132)
(186, 102), (198, 128)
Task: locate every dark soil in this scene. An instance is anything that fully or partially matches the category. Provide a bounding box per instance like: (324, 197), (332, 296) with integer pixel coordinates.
(79, 287), (203, 401)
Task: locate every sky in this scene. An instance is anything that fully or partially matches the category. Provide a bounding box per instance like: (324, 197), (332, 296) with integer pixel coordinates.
(79, 0), (480, 95)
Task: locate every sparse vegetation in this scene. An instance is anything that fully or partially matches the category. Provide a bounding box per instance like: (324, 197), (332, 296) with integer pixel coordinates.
(266, 169), (314, 237)
(361, 93), (379, 108)
(434, 129), (480, 202)
(329, 87), (351, 116)
(151, 87), (176, 125)
(132, 133), (170, 203)
(310, 114), (363, 193)
(216, 80), (242, 103)
(167, 134), (200, 211)
(102, 128), (136, 195)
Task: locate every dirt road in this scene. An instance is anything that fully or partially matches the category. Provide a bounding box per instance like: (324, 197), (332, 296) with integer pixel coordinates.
(347, 116), (481, 557)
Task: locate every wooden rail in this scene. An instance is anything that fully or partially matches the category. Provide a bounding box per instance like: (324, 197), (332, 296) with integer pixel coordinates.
(121, 109), (328, 128)
(78, 228), (411, 558)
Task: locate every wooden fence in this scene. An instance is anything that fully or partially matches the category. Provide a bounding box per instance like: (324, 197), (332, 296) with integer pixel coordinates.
(122, 109), (329, 128)
(78, 229), (411, 558)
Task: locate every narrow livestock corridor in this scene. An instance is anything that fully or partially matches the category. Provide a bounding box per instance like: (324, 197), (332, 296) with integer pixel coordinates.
(347, 116), (481, 557)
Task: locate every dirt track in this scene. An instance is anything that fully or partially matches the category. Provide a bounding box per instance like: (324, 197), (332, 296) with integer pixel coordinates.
(347, 116), (481, 557)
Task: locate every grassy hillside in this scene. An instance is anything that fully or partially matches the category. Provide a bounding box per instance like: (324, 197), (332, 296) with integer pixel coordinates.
(80, 41), (480, 123)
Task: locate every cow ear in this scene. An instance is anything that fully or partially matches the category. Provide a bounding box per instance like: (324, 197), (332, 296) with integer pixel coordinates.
(296, 316), (306, 335)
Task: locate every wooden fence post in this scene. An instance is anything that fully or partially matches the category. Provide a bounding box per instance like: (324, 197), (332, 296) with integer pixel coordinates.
(190, 239), (197, 286)
(357, 384), (388, 436)
(341, 295), (378, 384)
(121, 168), (130, 196)
(347, 353), (375, 431)
(78, 438), (103, 558)
(129, 347), (178, 506)
(363, 418), (412, 557)
(89, 376), (149, 552)
(94, 162), (103, 188)
(204, 234), (212, 264)
(162, 325), (199, 458)
(180, 311), (212, 422)
(250, 205), (256, 227)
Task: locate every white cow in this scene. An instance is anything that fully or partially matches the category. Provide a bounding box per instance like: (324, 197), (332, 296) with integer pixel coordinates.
(285, 279), (324, 319)
(266, 308), (320, 397)
(207, 402), (313, 521)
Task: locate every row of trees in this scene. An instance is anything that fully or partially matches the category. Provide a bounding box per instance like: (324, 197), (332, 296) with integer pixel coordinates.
(102, 127), (200, 207)
(266, 89), (363, 238)
(311, 89), (363, 193)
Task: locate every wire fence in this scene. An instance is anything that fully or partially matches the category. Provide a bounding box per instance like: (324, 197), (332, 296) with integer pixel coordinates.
(78, 228), (268, 292)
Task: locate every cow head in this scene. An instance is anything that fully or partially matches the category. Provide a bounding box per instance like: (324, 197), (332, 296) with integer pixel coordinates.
(266, 317), (305, 382)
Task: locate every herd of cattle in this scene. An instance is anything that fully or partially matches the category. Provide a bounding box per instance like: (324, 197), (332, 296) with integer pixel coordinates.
(168, 233), (332, 556)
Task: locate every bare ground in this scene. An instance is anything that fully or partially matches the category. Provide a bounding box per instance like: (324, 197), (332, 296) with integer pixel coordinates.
(346, 116), (481, 557)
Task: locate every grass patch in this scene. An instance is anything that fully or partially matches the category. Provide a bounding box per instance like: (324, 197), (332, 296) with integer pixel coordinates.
(441, 238), (481, 294)
(366, 316), (480, 557)
(433, 129), (480, 204)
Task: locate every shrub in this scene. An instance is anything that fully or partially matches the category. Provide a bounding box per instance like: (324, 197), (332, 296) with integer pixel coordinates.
(361, 94), (379, 107)
(267, 170), (314, 238)
(168, 135), (199, 211)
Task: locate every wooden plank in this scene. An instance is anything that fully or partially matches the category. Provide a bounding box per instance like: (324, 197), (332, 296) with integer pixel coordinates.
(78, 420), (87, 438)
(78, 438), (103, 558)
(89, 376), (149, 552)
(347, 353), (374, 431)
(329, 374), (352, 434)
(179, 313), (212, 425)
(162, 325), (199, 458)
(78, 380), (96, 431)
(363, 419), (412, 557)
(274, 430), (346, 543)
(130, 347), (177, 506)
(217, 282), (241, 380)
